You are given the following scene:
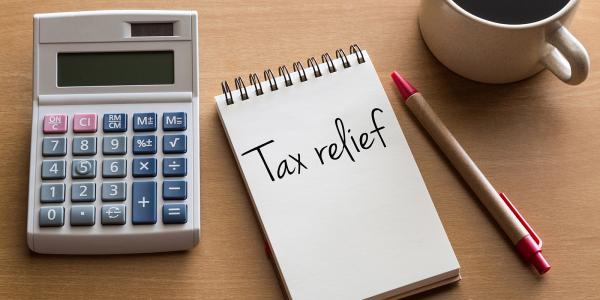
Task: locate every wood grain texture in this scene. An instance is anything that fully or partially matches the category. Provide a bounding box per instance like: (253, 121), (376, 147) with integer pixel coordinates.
(0, 1), (598, 299)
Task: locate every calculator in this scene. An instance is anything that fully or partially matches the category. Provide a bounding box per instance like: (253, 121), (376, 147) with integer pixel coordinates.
(27, 11), (200, 254)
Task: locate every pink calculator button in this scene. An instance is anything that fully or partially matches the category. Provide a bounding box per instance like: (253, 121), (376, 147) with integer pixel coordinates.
(73, 113), (97, 133)
(43, 114), (68, 133)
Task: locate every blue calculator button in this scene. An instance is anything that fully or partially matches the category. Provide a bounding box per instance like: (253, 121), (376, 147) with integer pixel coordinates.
(163, 181), (187, 200)
(163, 112), (187, 131)
(163, 135), (187, 154)
(163, 158), (187, 177)
(133, 135), (157, 154)
(133, 113), (157, 131)
(132, 181), (157, 224)
(103, 113), (127, 132)
(132, 158), (157, 177)
(163, 204), (187, 224)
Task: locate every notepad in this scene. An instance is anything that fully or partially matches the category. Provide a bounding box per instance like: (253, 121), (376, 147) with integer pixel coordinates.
(215, 45), (460, 299)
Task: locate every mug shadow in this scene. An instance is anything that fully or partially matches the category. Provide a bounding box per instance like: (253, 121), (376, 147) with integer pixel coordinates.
(399, 31), (566, 149)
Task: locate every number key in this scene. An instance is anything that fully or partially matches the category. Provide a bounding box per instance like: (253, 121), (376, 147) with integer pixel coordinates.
(40, 183), (65, 203)
(42, 137), (67, 157)
(41, 160), (66, 179)
(73, 137), (97, 156)
(103, 159), (126, 178)
(101, 182), (127, 201)
(103, 136), (127, 155)
(72, 159), (96, 179)
(39, 206), (64, 227)
(71, 182), (96, 202)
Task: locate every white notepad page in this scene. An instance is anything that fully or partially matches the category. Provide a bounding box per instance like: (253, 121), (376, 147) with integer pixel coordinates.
(215, 51), (459, 299)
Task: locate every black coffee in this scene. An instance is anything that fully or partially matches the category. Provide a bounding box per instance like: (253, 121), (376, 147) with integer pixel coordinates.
(452, 0), (570, 25)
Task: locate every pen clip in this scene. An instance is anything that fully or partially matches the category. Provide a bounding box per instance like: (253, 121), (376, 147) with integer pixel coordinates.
(499, 192), (542, 248)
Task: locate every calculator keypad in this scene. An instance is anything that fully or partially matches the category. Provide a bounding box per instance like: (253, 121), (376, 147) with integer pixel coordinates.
(37, 112), (190, 228)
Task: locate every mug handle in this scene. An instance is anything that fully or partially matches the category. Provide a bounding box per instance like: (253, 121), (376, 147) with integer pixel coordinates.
(542, 26), (590, 85)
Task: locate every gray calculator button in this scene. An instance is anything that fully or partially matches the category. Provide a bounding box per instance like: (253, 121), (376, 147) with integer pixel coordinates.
(40, 183), (65, 203)
(101, 182), (127, 201)
(70, 206), (95, 226)
(101, 204), (126, 225)
(103, 159), (127, 178)
(71, 182), (96, 202)
(39, 206), (64, 227)
(72, 137), (97, 156)
(72, 159), (96, 179)
(42, 137), (67, 157)
(41, 160), (66, 179)
(103, 136), (127, 155)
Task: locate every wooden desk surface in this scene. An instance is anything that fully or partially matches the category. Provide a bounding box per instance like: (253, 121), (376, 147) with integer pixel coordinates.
(1, 1), (599, 299)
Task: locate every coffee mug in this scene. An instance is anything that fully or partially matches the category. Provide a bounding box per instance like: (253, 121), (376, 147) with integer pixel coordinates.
(419, 0), (590, 85)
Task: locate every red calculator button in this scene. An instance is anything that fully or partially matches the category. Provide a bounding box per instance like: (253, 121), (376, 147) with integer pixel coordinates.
(43, 114), (68, 133)
(73, 113), (97, 133)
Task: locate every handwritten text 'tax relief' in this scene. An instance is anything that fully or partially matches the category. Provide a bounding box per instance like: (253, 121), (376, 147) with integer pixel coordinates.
(240, 108), (387, 182)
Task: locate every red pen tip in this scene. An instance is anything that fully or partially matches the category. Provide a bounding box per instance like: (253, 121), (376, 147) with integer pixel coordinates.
(390, 71), (418, 101)
(532, 252), (551, 275)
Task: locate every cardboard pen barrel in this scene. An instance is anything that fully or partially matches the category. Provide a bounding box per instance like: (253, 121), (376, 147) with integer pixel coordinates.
(406, 92), (528, 244)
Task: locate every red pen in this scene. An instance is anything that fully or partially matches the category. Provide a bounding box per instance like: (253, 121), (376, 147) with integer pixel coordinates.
(391, 71), (550, 274)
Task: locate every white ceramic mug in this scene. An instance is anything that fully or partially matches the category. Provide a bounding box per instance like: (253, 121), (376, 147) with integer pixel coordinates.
(419, 0), (590, 85)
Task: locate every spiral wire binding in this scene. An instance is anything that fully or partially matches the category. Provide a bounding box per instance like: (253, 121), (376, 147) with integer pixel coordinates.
(293, 61), (307, 82)
(264, 69), (278, 91)
(278, 65), (293, 87)
(221, 80), (233, 105)
(249, 73), (264, 96)
(336, 49), (351, 68)
(222, 44), (364, 105)
(235, 77), (249, 100)
(322, 53), (336, 73)
(307, 57), (322, 78)
(350, 44), (365, 64)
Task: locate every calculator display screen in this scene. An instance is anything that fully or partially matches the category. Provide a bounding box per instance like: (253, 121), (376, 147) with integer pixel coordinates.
(57, 51), (174, 86)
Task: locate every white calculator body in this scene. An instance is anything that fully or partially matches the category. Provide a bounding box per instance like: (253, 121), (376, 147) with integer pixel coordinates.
(28, 11), (200, 254)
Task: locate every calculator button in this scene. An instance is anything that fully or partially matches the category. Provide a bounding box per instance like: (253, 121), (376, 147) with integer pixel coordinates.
(40, 183), (65, 203)
(133, 113), (157, 132)
(43, 114), (68, 133)
(39, 206), (64, 227)
(163, 181), (187, 200)
(132, 158), (157, 177)
(103, 136), (127, 155)
(71, 182), (96, 202)
(163, 135), (187, 154)
(101, 182), (127, 201)
(42, 137), (67, 157)
(73, 113), (97, 133)
(132, 135), (157, 154)
(41, 160), (66, 179)
(132, 181), (157, 224)
(163, 204), (187, 224)
(163, 112), (187, 131)
(102, 159), (127, 178)
(163, 158), (187, 177)
(103, 113), (127, 132)
(72, 159), (97, 179)
(72, 137), (97, 156)
(70, 206), (95, 226)
(101, 204), (126, 225)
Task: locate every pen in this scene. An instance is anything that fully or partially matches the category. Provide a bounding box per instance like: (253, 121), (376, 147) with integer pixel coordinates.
(390, 71), (551, 274)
